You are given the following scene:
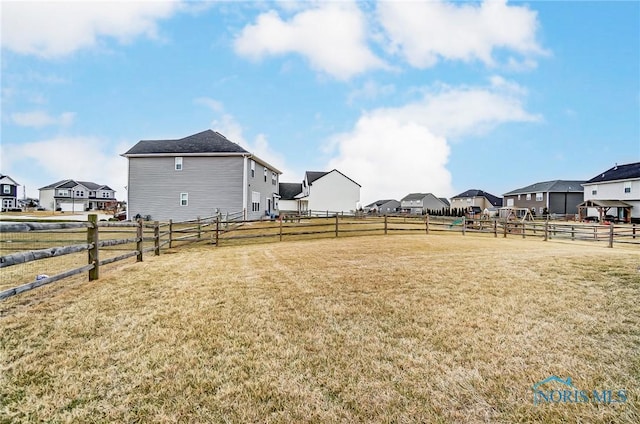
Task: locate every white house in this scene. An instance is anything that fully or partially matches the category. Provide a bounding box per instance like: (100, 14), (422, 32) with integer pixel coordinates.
(579, 162), (640, 223)
(291, 170), (361, 214)
(39, 179), (116, 212)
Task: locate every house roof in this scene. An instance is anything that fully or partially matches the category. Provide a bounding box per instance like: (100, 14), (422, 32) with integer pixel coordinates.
(503, 180), (585, 196)
(578, 199), (633, 208)
(0, 175), (19, 185)
(439, 198), (450, 207)
(585, 162), (640, 184)
(304, 169), (361, 187)
(452, 189), (503, 207)
(365, 199), (398, 208)
(39, 179), (114, 192)
(401, 193), (431, 201)
(279, 183), (302, 200)
(123, 129), (249, 156)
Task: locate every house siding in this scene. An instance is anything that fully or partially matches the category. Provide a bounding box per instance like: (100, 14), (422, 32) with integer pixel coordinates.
(307, 171), (359, 213)
(245, 160), (279, 220)
(128, 156), (244, 221)
(583, 179), (640, 219)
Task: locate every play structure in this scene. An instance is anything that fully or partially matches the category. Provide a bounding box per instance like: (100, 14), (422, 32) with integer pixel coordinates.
(498, 207), (535, 222)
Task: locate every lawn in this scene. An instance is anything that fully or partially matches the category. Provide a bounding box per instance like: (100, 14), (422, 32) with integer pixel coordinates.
(1, 235), (638, 423)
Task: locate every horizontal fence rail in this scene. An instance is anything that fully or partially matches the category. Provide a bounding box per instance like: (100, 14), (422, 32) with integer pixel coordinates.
(1, 213), (638, 300)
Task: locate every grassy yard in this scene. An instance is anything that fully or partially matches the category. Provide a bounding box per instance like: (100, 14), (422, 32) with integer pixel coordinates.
(1, 235), (639, 423)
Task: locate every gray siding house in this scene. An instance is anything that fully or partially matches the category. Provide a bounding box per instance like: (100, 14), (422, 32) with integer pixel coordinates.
(365, 199), (400, 214)
(38, 179), (116, 211)
(400, 193), (449, 214)
(503, 180), (585, 216)
(122, 130), (282, 222)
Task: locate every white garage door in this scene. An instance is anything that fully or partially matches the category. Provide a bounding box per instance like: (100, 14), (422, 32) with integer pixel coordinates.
(59, 202), (77, 212)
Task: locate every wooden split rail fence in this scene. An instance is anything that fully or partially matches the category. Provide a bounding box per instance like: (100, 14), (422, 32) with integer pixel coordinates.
(1, 214), (638, 300)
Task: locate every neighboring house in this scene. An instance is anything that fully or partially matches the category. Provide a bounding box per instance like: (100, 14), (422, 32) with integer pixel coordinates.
(579, 162), (640, 223)
(278, 182), (302, 213)
(293, 170), (361, 214)
(122, 129), (282, 222)
(450, 189), (503, 212)
(503, 180), (585, 216)
(39, 179), (116, 212)
(365, 199), (400, 214)
(400, 193), (449, 214)
(0, 174), (19, 210)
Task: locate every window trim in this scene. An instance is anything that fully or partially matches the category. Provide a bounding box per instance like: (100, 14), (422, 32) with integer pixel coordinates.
(2, 186), (10, 194)
(175, 157), (183, 171)
(180, 192), (188, 206)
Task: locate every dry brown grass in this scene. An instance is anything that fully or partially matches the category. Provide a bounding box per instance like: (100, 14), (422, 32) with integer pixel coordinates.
(1, 235), (639, 423)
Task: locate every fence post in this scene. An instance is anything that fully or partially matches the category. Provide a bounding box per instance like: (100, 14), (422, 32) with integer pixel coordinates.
(169, 219), (173, 248)
(544, 220), (549, 241)
(571, 226), (575, 241)
(87, 214), (99, 281)
(462, 216), (466, 236)
(608, 224), (614, 248)
(136, 219), (143, 262)
(384, 215), (388, 235)
(154, 221), (160, 256)
(522, 222), (526, 239)
(215, 218), (220, 247)
(335, 214), (339, 237)
(503, 220), (508, 238)
(493, 219), (497, 237)
(633, 224), (636, 240)
(197, 216), (201, 240)
(279, 216), (283, 242)
(426, 214), (429, 235)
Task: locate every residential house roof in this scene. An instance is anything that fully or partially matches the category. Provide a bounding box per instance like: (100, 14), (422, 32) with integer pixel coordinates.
(503, 180), (585, 196)
(279, 183), (302, 200)
(0, 175), (19, 185)
(365, 199), (397, 208)
(452, 189), (503, 207)
(439, 198), (451, 207)
(401, 193), (431, 201)
(305, 169), (361, 187)
(39, 179), (114, 192)
(123, 129), (249, 155)
(584, 162), (640, 184)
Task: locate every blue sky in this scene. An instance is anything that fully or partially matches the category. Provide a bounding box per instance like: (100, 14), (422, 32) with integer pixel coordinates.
(1, 0), (639, 205)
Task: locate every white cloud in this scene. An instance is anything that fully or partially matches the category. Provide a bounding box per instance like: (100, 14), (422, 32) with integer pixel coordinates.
(325, 77), (540, 203)
(196, 97), (294, 180)
(1, 136), (128, 199)
(234, 2), (386, 80)
(10, 111), (75, 128)
(377, 0), (546, 68)
(1, 0), (183, 57)
(347, 79), (396, 105)
(328, 115), (452, 203)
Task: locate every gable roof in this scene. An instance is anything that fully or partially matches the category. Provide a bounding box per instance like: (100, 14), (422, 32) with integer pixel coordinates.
(39, 179), (115, 192)
(123, 129), (249, 156)
(438, 198), (450, 207)
(365, 199), (398, 208)
(401, 193), (431, 201)
(452, 189), (503, 206)
(305, 169), (361, 187)
(585, 162), (640, 184)
(503, 180), (585, 196)
(279, 183), (302, 200)
(0, 175), (19, 185)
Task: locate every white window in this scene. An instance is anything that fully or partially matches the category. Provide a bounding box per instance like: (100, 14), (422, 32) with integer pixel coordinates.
(624, 182), (631, 194)
(180, 193), (188, 206)
(536, 193), (543, 201)
(467, 198), (471, 203)
(58, 189), (69, 196)
(251, 191), (260, 212)
(175, 157), (183, 171)
(272, 172), (277, 185)
(526, 193), (531, 201)
(507, 198), (514, 207)
(2, 186), (10, 194)
(517, 194), (521, 200)
(250, 160), (255, 178)
(75, 190), (84, 197)
(102, 192), (110, 198)
(264, 167), (267, 182)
